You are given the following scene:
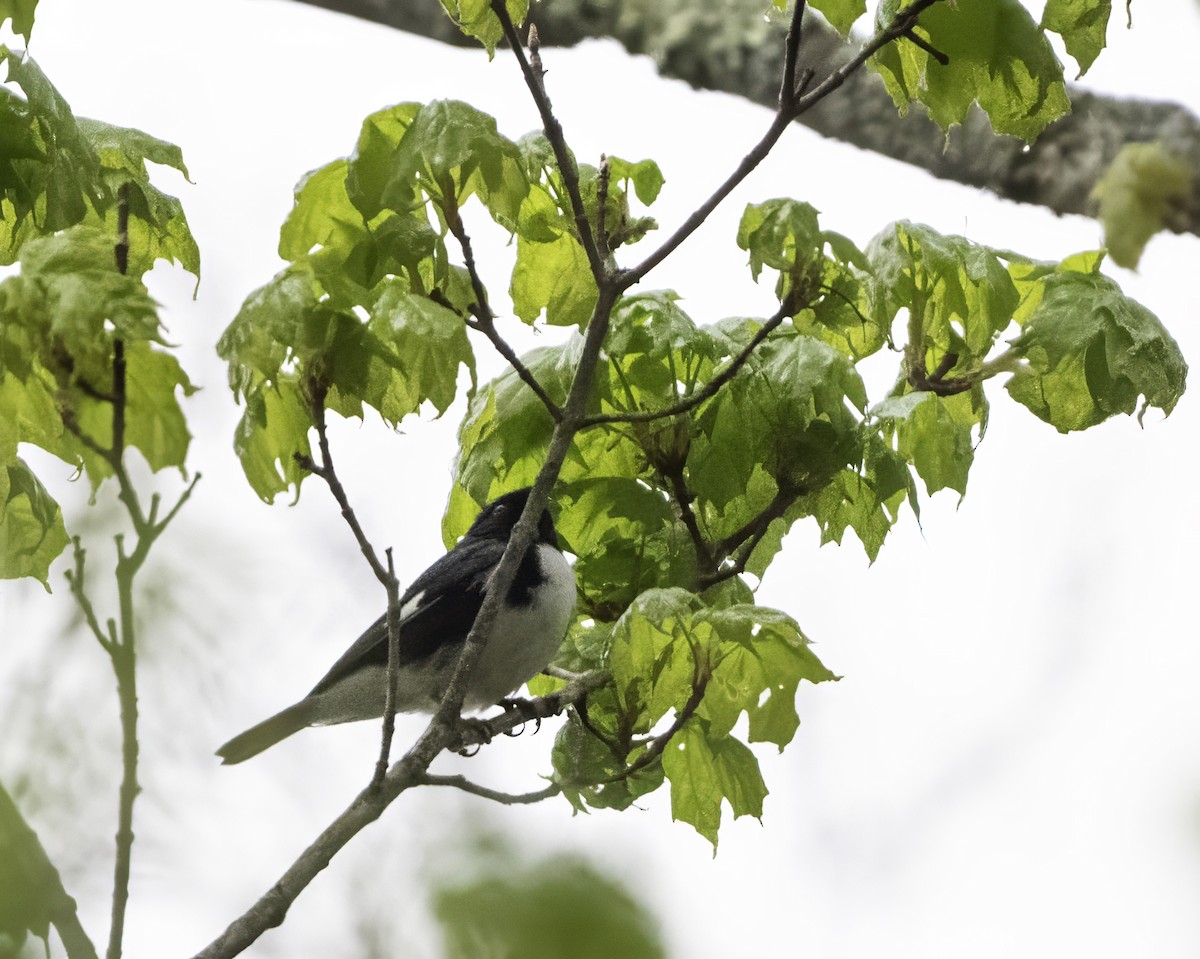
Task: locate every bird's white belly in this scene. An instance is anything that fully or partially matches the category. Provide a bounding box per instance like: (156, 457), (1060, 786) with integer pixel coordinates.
(465, 543), (576, 710)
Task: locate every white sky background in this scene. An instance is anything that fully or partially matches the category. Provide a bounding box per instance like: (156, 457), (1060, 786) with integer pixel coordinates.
(3, 0), (1200, 956)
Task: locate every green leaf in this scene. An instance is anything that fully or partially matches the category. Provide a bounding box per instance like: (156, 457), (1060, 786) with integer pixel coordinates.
(382, 99), (529, 230)
(698, 604), (835, 746)
(689, 333), (866, 514)
(557, 477), (697, 622)
(345, 102), (423, 221)
(1091, 143), (1193, 270)
(866, 221), (1019, 373)
(0, 53), (197, 276)
(1002, 247), (1105, 328)
(1042, 0), (1111, 76)
(448, 341), (574, 525)
(605, 155), (665, 206)
(607, 590), (834, 844)
(437, 0), (528, 57)
(1006, 271), (1187, 431)
(0, 0), (37, 43)
(434, 852), (667, 959)
(231, 375), (312, 503)
(104, 342), (195, 473)
(279, 159), (362, 262)
(872, 390), (984, 497)
(0, 456), (67, 586)
(737, 198), (822, 285)
(871, 0), (1071, 141)
(511, 183), (599, 327)
(0, 47), (104, 233)
(739, 203), (880, 356)
(662, 722), (766, 849)
(362, 282), (475, 422)
(809, 0), (867, 35)
(221, 264), (474, 502)
(604, 291), (715, 414)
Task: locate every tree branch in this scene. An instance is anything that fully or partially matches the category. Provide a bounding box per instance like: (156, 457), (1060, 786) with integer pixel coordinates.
(190, 670), (607, 959)
(602, 671), (708, 784)
(291, 387), (406, 787)
(416, 774), (561, 805)
(623, 0), (937, 287)
(491, 2), (605, 278)
(441, 196), (563, 421)
(581, 296), (792, 426)
(284, 1), (1200, 239)
(294, 389), (392, 586)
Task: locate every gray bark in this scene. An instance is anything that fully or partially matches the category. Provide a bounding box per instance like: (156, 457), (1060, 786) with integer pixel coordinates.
(291, 0), (1200, 239)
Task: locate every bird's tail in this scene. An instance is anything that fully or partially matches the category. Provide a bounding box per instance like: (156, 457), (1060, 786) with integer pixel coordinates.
(216, 701), (313, 765)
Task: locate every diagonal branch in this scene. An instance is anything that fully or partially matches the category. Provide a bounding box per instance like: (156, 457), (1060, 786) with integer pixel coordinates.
(581, 296), (793, 427)
(292, 385), (406, 780)
(601, 672), (708, 784)
(440, 196), (562, 420)
(623, 0), (941, 288)
(491, 2), (605, 278)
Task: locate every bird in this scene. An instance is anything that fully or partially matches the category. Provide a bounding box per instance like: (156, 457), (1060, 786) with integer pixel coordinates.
(216, 487), (576, 764)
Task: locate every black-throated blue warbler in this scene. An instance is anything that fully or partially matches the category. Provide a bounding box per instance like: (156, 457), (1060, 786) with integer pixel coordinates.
(216, 487), (576, 764)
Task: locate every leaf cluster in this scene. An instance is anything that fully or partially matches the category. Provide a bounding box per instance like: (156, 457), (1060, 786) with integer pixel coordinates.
(212, 0), (1181, 850)
(0, 50), (198, 586)
(219, 99), (664, 501)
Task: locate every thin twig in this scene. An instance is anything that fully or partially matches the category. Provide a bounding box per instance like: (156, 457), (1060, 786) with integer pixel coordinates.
(372, 547), (402, 790)
(596, 153), (611, 262)
(441, 196), (562, 420)
(491, 2), (605, 279)
(104, 180), (138, 959)
(581, 297), (793, 426)
(601, 674), (709, 784)
(292, 387), (407, 787)
(294, 395), (391, 588)
(154, 473), (202, 536)
(712, 482), (798, 560)
(902, 27), (949, 66)
(64, 539), (115, 654)
(779, 0), (808, 109)
(417, 774), (561, 805)
(625, 0), (942, 288)
(662, 462), (713, 570)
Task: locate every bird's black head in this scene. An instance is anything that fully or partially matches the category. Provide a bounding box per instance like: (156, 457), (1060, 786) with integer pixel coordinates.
(465, 487), (559, 547)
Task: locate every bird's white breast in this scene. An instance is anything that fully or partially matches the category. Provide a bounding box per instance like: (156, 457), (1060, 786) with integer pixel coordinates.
(465, 542), (577, 709)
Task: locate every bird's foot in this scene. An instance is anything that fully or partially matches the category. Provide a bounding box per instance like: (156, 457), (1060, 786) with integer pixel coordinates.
(455, 716), (493, 756)
(498, 697), (543, 737)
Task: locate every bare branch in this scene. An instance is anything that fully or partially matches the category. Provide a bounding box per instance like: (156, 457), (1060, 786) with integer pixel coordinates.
(441, 197), (562, 420)
(294, 392), (392, 589)
(372, 547), (403, 790)
(64, 539), (114, 654)
(779, 0), (808, 109)
(417, 774), (561, 805)
(490, 1), (605, 278)
(624, 0), (943, 287)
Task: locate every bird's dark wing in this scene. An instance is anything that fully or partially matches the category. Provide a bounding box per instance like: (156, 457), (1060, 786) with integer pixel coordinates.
(307, 538), (505, 697)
